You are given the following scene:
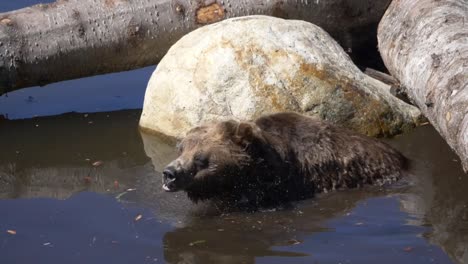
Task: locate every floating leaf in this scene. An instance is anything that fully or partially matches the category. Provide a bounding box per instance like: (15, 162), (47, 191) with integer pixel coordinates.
(115, 191), (128, 200)
(287, 239), (302, 245)
(189, 240), (206, 246)
(134, 214), (143, 221)
(92, 161), (103, 167)
(403, 246), (414, 252)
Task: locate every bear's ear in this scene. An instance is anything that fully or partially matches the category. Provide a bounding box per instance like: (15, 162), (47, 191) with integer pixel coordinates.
(233, 122), (258, 146)
(218, 120), (239, 138)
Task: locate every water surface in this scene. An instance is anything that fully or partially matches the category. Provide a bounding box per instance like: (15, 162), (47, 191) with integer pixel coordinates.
(0, 3), (467, 263)
(0, 111), (466, 264)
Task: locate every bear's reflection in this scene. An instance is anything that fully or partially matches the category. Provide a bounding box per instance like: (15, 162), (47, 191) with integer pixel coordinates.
(161, 188), (389, 264)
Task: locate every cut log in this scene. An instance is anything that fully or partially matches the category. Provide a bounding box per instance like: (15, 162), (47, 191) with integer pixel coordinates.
(0, 0), (391, 93)
(378, 0), (468, 170)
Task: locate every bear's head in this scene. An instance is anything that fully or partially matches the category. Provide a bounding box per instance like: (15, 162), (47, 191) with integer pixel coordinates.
(162, 120), (265, 201)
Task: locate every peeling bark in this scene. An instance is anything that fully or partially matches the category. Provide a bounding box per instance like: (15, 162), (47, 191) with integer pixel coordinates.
(0, 0), (391, 93)
(378, 0), (468, 170)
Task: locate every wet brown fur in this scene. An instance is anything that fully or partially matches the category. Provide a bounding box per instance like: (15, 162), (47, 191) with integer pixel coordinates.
(165, 112), (407, 207)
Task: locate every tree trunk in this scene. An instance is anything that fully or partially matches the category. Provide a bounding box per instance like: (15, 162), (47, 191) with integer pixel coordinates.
(378, 0), (468, 171)
(0, 0), (391, 93)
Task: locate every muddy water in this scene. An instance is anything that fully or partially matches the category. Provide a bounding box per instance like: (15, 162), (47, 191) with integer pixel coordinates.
(0, 110), (467, 264)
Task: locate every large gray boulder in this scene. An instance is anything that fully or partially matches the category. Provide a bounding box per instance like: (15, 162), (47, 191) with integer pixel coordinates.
(140, 15), (422, 139)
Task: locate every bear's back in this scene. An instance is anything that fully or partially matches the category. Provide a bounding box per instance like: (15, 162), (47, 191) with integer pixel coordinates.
(254, 112), (407, 191)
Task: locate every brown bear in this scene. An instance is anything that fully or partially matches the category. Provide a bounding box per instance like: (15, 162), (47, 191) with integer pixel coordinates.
(162, 112), (407, 208)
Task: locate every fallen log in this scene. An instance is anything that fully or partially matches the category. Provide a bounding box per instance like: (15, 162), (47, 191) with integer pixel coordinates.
(0, 0), (391, 93)
(378, 0), (468, 170)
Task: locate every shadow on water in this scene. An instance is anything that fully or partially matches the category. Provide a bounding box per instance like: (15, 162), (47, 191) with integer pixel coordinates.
(0, 111), (466, 264)
(0, 66), (153, 120)
(392, 126), (468, 263)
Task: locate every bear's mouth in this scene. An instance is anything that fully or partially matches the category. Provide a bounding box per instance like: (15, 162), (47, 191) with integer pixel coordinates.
(162, 170), (181, 192)
(162, 170), (196, 192)
(162, 182), (178, 192)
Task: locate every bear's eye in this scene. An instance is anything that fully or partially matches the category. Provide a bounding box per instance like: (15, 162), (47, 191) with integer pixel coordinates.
(193, 153), (209, 169)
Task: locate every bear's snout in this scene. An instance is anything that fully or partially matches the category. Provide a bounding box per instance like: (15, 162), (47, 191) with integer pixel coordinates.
(162, 165), (178, 192)
(162, 158), (195, 192)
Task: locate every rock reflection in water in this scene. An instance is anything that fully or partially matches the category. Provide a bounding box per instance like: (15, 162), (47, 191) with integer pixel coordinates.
(0, 163), (140, 200)
(0, 110), (148, 199)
